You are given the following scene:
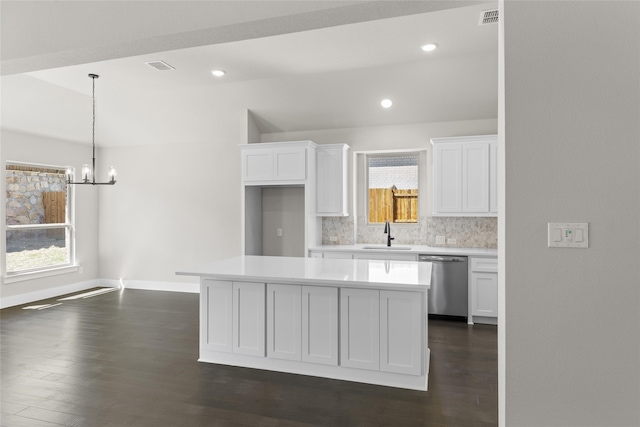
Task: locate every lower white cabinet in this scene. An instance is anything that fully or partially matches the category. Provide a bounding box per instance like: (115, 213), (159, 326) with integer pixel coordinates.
(340, 288), (423, 375)
(340, 288), (380, 370)
(380, 290), (423, 375)
(268, 284), (339, 365)
(301, 286), (339, 365)
(232, 281), (266, 357)
(469, 257), (498, 322)
(308, 250), (353, 259)
(353, 253), (418, 261)
(201, 279), (233, 353)
(267, 284), (301, 361)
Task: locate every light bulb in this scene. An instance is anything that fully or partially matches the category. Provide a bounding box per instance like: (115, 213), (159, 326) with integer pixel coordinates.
(108, 166), (117, 183)
(81, 164), (92, 182)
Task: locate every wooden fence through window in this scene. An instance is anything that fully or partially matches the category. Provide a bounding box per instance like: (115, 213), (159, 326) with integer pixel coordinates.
(369, 187), (418, 223)
(43, 192), (66, 238)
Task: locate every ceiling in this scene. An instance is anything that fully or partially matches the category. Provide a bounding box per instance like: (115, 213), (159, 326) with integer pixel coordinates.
(0, 1), (498, 147)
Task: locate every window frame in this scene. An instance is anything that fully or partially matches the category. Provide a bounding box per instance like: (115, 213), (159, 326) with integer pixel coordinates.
(365, 152), (421, 224)
(4, 161), (76, 280)
(353, 148), (427, 228)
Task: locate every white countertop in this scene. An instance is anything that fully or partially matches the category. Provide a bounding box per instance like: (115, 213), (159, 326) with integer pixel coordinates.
(177, 255), (431, 291)
(309, 244), (497, 257)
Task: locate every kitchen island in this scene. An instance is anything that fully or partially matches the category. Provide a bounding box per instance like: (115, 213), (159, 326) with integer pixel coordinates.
(177, 255), (432, 391)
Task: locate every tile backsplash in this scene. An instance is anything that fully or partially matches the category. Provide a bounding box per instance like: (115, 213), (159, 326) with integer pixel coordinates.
(322, 216), (497, 248)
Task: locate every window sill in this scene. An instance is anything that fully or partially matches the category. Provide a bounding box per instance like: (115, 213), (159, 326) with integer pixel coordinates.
(4, 265), (80, 284)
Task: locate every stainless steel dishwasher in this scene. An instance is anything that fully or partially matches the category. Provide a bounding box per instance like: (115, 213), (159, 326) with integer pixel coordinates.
(419, 254), (468, 317)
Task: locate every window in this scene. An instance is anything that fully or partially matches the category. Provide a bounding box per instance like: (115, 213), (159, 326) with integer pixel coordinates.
(367, 153), (419, 224)
(5, 162), (74, 275)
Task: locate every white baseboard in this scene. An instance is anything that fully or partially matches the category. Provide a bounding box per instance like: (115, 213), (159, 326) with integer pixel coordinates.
(1, 279), (198, 309)
(119, 279), (199, 294)
(0, 279), (116, 309)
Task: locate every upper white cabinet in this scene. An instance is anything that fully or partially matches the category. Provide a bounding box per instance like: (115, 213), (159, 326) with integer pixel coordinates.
(316, 144), (350, 216)
(431, 135), (497, 217)
(433, 142), (462, 213)
(241, 141), (314, 184)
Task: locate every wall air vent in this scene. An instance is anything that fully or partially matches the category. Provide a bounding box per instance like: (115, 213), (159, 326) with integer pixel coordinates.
(145, 60), (175, 71)
(479, 9), (499, 25)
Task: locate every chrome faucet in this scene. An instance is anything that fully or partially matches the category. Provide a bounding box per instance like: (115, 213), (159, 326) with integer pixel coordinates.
(384, 220), (394, 247)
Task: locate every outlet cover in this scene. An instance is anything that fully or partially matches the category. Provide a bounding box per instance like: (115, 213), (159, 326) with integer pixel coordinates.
(435, 235), (445, 245)
(447, 238), (457, 246)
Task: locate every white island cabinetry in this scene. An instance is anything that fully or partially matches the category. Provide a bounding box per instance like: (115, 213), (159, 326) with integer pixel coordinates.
(178, 256), (432, 391)
(267, 283), (301, 361)
(340, 288), (380, 370)
(267, 283), (339, 365)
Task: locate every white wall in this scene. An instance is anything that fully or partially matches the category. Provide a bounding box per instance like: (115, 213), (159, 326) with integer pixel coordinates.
(503, 1), (640, 425)
(97, 141), (242, 286)
(261, 187), (305, 257)
(262, 119), (497, 151)
(1, 130), (100, 302)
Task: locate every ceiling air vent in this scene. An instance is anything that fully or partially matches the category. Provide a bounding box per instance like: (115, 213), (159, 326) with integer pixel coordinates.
(145, 60), (175, 71)
(479, 9), (499, 25)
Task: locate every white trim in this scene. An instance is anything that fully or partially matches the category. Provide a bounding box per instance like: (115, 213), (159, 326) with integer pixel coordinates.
(4, 265), (79, 283)
(199, 349), (429, 391)
(0, 278), (109, 309)
(119, 279), (199, 294)
(6, 160), (69, 171)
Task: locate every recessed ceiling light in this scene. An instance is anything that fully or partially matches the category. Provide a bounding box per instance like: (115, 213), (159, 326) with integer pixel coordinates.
(380, 99), (393, 108)
(211, 69), (226, 77)
(421, 43), (438, 52)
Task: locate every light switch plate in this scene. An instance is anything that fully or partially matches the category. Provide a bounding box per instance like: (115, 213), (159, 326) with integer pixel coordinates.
(548, 222), (589, 248)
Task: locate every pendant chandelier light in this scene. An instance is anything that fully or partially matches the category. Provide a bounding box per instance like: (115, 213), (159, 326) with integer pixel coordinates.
(66, 74), (117, 185)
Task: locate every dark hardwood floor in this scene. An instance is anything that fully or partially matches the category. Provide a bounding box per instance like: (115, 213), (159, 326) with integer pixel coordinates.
(1, 288), (497, 426)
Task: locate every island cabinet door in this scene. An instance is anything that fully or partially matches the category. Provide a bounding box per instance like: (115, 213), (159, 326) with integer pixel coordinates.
(301, 286), (338, 366)
(201, 280), (233, 353)
(380, 290), (423, 376)
(232, 282), (266, 357)
(267, 284), (301, 361)
(340, 288), (380, 371)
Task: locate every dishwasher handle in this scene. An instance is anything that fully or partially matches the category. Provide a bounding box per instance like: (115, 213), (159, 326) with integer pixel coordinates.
(418, 255), (467, 263)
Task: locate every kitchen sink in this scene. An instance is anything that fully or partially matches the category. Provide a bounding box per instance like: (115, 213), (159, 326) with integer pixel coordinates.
(362, 245), (412, 250)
